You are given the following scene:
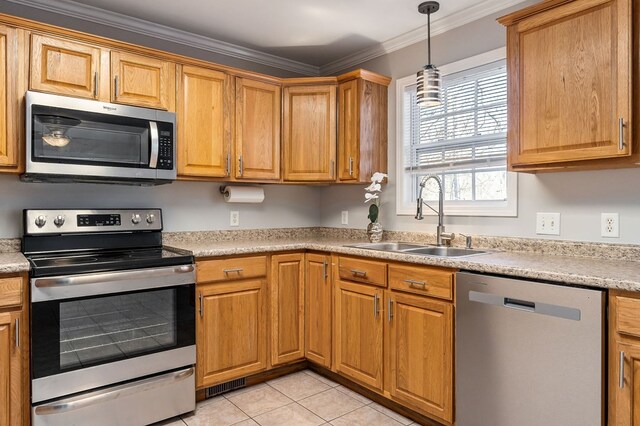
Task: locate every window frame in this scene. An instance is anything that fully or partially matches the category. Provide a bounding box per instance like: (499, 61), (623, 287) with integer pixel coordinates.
(395, 47), (517, 217)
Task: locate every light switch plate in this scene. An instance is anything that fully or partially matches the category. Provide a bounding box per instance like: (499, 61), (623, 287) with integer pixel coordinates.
(230, 211), (239, 227)
(536, 212), (560, 235)
(341, 211), (349, 225)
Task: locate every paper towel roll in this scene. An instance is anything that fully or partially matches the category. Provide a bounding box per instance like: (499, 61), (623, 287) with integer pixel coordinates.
(222, 186), (265, 203)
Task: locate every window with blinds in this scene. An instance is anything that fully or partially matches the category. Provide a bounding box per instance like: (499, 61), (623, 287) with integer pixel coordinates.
(402, 61), (508, 203)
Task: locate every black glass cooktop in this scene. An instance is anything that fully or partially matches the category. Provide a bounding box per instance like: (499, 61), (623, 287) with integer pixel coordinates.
(27, 247), (194, 277)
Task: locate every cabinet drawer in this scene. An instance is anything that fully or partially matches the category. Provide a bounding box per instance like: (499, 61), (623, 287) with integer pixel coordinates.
(197, 256), (267, 283)
(0, 277), (22, 308)
(615, 296), (640, 338)
(338, 256), (387, 287)
(389, 263), (454, 301)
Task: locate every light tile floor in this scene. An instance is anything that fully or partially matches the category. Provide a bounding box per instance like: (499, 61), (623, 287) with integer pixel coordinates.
(153, 370), (420, 426)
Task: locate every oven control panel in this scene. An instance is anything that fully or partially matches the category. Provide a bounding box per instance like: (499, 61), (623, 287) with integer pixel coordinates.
(24, 209), (163, 234)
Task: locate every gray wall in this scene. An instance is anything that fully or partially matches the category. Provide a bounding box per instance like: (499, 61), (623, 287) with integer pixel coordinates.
(319, 3), (640, 244)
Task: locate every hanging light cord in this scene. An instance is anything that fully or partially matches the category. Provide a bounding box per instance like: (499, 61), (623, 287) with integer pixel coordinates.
(427, 10), (431, 65)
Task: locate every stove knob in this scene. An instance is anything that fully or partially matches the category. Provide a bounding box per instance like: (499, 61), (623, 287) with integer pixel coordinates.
(34, 215), (46, 228)
(53, 215), (65, 227)
(146, 214), (155, 224)
(131, 214), (142, 224)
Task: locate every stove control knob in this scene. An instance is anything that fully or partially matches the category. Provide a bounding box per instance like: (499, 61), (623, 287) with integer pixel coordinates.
(35, 215), (46, 228)
(54, 215), (65, 227)
(146, 214), (155, 224)
(131, 214), (142, 224)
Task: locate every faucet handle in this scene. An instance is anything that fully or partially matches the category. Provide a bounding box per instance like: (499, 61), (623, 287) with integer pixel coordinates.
(459, 233), (473, 249)
(440, 232), (455, 247)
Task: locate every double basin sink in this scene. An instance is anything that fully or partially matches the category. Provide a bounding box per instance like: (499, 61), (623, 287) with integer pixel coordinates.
(347, 242), (487, 258)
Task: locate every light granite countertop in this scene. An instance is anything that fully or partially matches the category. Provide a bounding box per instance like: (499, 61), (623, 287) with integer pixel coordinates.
(166, 237), (640, 292)
(0, 252), (29, 274)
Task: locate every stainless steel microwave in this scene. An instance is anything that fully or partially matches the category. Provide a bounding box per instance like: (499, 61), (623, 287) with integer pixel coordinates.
(23, 91), (176, 185)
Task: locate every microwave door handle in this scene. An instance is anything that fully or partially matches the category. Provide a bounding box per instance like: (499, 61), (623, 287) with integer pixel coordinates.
(149, 121), (159, 169)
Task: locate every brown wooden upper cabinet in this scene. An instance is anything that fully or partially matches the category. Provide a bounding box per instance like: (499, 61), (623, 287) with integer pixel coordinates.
(111, 51), (175, 110)
(177, 65), (232, 178)
(235, 77), (281, 180)
(0, 25), (26, 174)
(282, 83), (337, 181)
(30, 33), (175, 110)
(499, 0), (634, 171)
(337, 71), (390, 183)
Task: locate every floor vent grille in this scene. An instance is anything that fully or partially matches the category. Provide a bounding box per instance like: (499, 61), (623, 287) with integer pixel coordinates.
(205, 378), (246, 398)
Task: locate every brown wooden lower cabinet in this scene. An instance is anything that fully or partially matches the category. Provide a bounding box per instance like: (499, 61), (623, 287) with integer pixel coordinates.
(609, 290), (640, 425)
(386, 291), (453, 423)
(270, 253), (305, 366)
(305, 253), (332, 368)
(334, 279), (384, 392)
(194, 254), (454, 425)
(0, 275), (28, 426)
(196, 276), (267, 388)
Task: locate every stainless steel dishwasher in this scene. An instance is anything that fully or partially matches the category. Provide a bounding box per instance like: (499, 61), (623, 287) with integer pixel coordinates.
(456, 272), (604, 426)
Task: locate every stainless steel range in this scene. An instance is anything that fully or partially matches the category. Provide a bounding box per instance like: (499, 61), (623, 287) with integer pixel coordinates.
(23, 209), (196, 426)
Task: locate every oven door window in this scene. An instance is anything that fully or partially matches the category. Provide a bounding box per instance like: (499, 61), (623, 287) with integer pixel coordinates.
(31, 285), (195, 379)
(32, 105), (152, 168)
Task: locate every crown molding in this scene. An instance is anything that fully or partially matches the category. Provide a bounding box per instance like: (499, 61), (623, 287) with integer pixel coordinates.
(319, 0), (524, 75)
(6, 0), (321, 76)
(7, 0), (524, 77)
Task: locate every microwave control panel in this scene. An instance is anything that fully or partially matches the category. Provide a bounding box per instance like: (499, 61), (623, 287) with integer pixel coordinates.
(157, 123), (174, 170)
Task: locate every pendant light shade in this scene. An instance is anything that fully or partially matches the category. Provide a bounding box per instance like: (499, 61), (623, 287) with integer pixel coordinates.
(416, 1), (441, 108)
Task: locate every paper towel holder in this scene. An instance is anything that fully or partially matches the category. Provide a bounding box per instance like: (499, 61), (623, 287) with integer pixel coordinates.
(219, 185), (229, 196)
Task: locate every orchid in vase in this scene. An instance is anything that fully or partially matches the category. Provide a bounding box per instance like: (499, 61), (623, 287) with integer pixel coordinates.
(364, 172), (387, 242)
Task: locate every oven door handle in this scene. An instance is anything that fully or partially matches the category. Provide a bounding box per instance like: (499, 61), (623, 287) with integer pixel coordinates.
(34, 367), (194, 416)
(149, 121), (159, 169)
(34, 265), (194, 289)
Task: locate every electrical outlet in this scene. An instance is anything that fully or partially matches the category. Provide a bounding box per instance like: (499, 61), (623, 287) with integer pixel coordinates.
(601, 213), (619, 238)
(341, 211), (349, 225)
(536, 212), (560, 235)
(230, 211), (240, 227)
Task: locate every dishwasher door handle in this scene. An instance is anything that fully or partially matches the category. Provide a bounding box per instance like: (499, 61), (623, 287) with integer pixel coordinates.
(468, 291), (581, 321)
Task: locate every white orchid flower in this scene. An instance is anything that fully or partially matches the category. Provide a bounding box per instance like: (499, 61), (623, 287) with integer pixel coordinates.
(364, 182), (381, 192)
(370, 172), (388, 183)
(364, 193), (379, 203)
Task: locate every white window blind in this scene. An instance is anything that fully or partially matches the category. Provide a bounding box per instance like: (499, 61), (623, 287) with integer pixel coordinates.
(403, 61), (509, 203)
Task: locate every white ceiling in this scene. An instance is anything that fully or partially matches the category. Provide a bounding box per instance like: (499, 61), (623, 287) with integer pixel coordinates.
(11, 0), (523, 74)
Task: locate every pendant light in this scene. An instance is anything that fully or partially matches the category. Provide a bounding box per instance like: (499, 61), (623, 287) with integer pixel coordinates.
(416, 1), (441, 108)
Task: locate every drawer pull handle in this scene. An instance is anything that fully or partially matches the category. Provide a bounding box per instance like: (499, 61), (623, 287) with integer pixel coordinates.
(405, 279), (426, 288)
(223, 268), (244, 274)
(388, 298), (393, 323)
(350, 269), (367, 278)
(323, 261), (328, 280)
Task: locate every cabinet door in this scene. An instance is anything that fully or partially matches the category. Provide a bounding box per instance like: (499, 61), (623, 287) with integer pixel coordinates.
(270, 253), (304, 366)
(386, 291), (453, 423)
(111, 51), (175, 110)
(30, 33), (108, 100)
(334, 280), (383, 391)
(283, 85), (336, 181)
(338, 79), (359, 181)
(178, 65), (232, 178)
(196, 279), (267, 387)
(0, 311), (23, 426)
(305, 253), (332, 368)
(508, 0), (632, 166)
(0, 26), (24, 171)
(236, 78), (281, 180)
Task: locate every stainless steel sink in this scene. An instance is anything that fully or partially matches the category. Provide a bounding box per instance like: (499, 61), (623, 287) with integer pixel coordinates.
(348, 242), (425, 252)
(347, 242), (487, 257)
(403, 246), (486, 257)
